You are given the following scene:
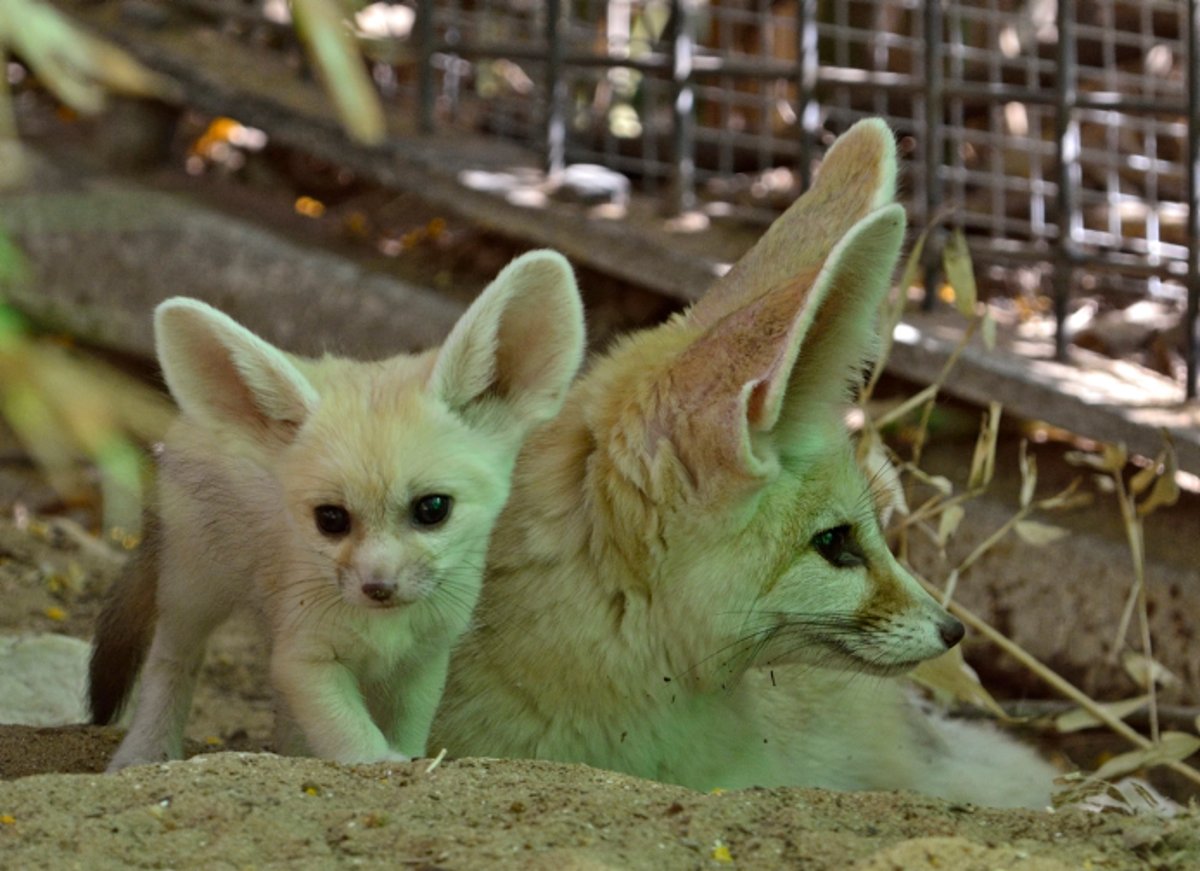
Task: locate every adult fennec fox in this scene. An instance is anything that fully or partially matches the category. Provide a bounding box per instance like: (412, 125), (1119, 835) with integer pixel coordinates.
(430, 120), (1057, 808)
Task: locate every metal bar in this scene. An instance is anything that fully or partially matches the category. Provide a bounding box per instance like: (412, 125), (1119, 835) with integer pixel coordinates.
(544, 0), (565, 177)
(671, 0), (697, 214)
(416, 0), (435, 134)
(1188, 0), (1200, 398)
(922, 0), (945, 310)
(1054, 0), (1079, 363)
(795, 0), (818, 191)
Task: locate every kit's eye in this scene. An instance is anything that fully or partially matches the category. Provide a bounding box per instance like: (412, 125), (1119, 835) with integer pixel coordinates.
(314, 504), (352, 537)
(811, 525), (865, 568)
(411, 494), (453, 528)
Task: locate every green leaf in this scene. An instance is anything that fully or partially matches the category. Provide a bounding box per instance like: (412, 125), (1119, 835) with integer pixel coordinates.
(291, 0), (386, 145)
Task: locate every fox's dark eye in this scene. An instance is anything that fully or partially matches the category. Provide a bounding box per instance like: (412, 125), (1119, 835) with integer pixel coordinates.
(411, 494), (452, 528)
(811, 525), (864, 568)
(314, 504), (351, 537)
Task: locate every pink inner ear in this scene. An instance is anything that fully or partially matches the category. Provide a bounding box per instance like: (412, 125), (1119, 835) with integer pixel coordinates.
(746, 378), (771, 432)
(653, 268), (824, 485)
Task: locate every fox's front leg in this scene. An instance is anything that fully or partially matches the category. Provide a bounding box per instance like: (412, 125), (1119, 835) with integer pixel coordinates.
(271, 646), (406, 764)
(376, 647), (451, 759)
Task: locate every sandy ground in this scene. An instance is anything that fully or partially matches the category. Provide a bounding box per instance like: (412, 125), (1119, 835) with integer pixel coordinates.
(0, 435), (1197, 870)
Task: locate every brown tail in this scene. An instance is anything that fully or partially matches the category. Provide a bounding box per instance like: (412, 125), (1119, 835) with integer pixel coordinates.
(88, 514), (160, 725)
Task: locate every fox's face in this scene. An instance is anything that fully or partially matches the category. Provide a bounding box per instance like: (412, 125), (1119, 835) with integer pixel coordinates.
(650, 428), (961, 684)
(277, 366), (514, 612)
(152, 251), (585, 617)
(576, 184), (962, 690)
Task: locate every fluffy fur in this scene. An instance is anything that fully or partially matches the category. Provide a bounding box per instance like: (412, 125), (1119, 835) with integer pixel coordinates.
(430, 120), (1058, 808)
(89, 250), (585, 770)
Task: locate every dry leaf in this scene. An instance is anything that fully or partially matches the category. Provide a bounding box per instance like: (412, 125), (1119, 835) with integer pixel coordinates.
(980, 308), (997, 351)
(909, 647), (1008, 720)
(936, 504), (965, 547)
(1062, 777), (1185, 817)
(1014, 520), (1070, 547)
(967, 402), (1001, 490)
(1018, 440), (1037, 508)
(1137, 440), (1179, 517)
(942, 228), (978, 316)
(1054, 695), (1150, 734)
(1089, 732), (1200, 783)
(900, 463), (954, 496)
(1122, 651), (1181, 691)
(1065, 443), (1127, 474)
(1128, 459), (1160, 498)
(1037, 479), (1092, 511)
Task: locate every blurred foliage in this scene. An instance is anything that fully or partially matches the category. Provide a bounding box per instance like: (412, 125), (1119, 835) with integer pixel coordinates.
(0, 0), (387, 540)
(292, 0), (385, 144)
(0, 0), (174, 113)
(0, 227), (173, 539)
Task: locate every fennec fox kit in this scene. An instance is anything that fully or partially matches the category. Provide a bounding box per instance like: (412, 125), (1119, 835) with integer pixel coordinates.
(431, 121), (1058, 807)
(90, 251), (584, 770)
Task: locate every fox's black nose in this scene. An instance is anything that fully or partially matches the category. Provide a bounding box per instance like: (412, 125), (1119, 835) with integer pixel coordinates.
(362, 582), (395, 603)
(939, 617), (966, 648)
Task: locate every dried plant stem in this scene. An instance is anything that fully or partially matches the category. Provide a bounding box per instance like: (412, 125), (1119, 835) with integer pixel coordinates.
(1108, 471), (1160, 742)
(954, 505), (1031, 578)
(897, 317), (981, 564)
(908, 317), (981, 471)
(915, 573), (1200, 791)
(890, 488), (976, 535)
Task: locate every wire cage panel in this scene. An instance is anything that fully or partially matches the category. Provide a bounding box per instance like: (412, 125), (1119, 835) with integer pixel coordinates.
(396, 0), (1199, 395)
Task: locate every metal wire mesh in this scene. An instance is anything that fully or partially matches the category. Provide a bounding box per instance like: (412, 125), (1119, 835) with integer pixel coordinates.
(182, 0), (1199, 397)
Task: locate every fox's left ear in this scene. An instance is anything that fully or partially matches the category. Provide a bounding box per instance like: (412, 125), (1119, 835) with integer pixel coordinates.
(429, 250), (585, 432)
(660, 204), (906, 483)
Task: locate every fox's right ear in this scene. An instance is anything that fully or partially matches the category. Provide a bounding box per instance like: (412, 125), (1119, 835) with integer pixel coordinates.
(155, 298), (317, 442)
(429, 250), (585, 433)
(689, 118), (897, 330)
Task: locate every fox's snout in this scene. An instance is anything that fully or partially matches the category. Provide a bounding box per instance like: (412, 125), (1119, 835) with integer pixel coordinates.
(341, 564), (427, 608)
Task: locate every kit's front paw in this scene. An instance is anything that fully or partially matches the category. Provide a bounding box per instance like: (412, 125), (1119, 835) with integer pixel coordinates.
(107, 743), (173, 773)
(335, 747), (410, 765)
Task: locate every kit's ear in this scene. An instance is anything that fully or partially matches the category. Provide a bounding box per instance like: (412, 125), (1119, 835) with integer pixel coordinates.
(429, 250), (586, 432)
(155, 298), (317, 443)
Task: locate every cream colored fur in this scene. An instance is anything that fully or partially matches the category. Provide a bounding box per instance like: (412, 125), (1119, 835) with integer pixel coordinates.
(431, 120), (1059, 808)
(98, 250), (584, 770)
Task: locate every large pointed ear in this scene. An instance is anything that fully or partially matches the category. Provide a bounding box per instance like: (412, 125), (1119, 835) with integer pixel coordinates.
(658, 204), (906, 484)
(155, 298), (317, 442)
(428, 250), (585, 431)
(689, 118), (898, 330)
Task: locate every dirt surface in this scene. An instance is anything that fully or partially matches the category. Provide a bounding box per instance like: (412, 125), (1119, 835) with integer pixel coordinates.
(1, 424), (1198, 869)
(3, 746), (1196, 871)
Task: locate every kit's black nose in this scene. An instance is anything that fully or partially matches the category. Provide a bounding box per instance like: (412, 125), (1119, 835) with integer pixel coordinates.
(362, 582), (395, 603)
